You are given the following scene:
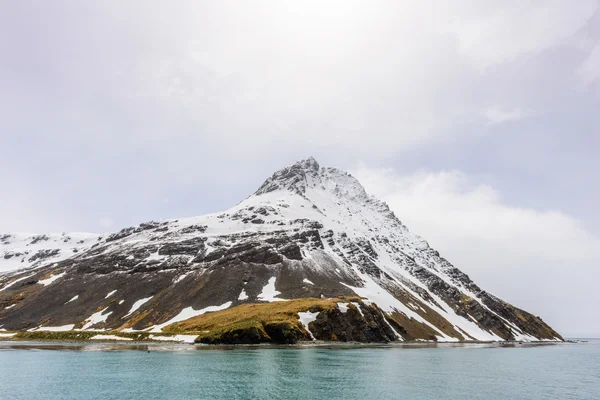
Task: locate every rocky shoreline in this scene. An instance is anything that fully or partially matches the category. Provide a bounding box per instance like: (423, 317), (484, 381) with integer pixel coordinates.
(0, 332), (567, 347)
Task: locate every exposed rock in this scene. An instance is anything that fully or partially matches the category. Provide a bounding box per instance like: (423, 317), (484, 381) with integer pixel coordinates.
(30, 235), (50, 245)
(28, 249), (60, 263)
(309, 303), (397, 342)
(179, 225), (207, 234)
(158, 238), (206, 256)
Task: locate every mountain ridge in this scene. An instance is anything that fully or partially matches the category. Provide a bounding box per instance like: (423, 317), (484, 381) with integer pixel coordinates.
(0, 158), (562, 343)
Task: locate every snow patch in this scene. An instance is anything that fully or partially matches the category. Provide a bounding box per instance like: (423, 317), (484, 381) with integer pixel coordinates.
(90, 335), (132, 341)
(174, 272), (192, 284)
(38, 272), (66, 286)
(149, 301), (233, 332)
(146, 251), (165, 261)
(303, 278), (314, 285)
(149, 334), (198, 343)
(238, 289), (248, 300)
(121, 327), (153, 333)
(298, 311), (319, 340)
(257, 277), (284, 302)
(66, 295), (79, 304)
(381, 313), (403, 340)
(105, 290), (117, 299)
(337, 303), (349, 313)
(0, 274), (35, 292)
(82, 308), (112, 330)
(122, 296), (153, 318)
(354, 304), (365, 317)
(33, 324), (75, 332)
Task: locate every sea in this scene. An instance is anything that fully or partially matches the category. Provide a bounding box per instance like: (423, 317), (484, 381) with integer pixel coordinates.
(0, 340), (598, 399)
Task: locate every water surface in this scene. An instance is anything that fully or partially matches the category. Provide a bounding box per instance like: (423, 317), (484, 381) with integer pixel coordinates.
(0, 340), (597, 399)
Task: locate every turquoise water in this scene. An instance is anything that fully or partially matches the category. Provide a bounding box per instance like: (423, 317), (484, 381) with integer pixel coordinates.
(0, 341), (598, 399)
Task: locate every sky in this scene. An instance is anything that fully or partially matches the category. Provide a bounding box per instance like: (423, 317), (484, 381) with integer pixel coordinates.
(1, 1), (599, 337)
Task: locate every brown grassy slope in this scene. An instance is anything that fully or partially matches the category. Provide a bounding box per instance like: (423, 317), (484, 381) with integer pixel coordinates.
(163, 296), (362, 343)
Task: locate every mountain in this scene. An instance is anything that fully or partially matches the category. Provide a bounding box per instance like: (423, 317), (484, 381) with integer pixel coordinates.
(0, 158), (562, 343)
(0, 233), (99, 273)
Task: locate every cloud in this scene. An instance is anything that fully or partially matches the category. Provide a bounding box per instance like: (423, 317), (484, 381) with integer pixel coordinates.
(2, 1), (597, 162)
(98, 218), (114, 229)
(482, 107), (531, 125)
(578, 44), (600, 86)
(444, 0), (599, 68)
(354, 166), (600, 337)
(106, 1), (596, 154)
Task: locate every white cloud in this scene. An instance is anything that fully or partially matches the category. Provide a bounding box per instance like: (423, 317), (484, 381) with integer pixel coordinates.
(445, 0), (598, 68)
(354, 166), (600, 337)
(83, 1), (589, 157)
(99, 218), (114, 229)
(578, 44), (600, 86)
(3, 1), (595, 163)
(482, 107), (531, 125)
(109, 1), (595, 155)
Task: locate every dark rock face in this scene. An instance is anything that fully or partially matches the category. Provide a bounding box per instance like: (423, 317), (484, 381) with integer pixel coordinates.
(263, 321), (309, 344)
(179, 225), (207, 235)
(410, 267), (514, 340)
(0, 234), (12, 245)
(479, 293), (563, 341)
(309, 303), (398, 343)
(30, 235), (49, 245)
(106, 221), (169, 242)
(199, 320), (311, 345)
(198, 326), (269, 345)
(336, 235), (384, 278)
(254, 157), (320, 195)
(28, 249), (60, 263)
(157, 238), (206, 256)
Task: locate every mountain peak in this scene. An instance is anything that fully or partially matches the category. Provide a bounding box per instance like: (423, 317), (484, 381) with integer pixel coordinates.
(253, 157), (376, 211)
(296, 156), (320, 171)
(254, 157), (321, 196)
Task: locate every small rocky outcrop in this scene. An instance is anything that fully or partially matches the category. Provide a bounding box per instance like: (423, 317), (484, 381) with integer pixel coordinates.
(309, 303), (398, 342)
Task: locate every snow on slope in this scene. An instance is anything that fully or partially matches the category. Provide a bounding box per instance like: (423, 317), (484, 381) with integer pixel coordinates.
(110, 157), (546, 341)
(0, 232), (99, 273)
(169, 157), (551, 342)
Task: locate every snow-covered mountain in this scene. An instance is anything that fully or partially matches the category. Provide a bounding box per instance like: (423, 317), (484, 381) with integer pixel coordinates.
(0, 158), (562, 343)
(0, 232), (99, 273)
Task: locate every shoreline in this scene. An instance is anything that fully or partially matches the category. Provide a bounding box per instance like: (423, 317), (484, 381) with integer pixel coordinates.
(0, 329), (570, 344)
(0, 332), (573, 351)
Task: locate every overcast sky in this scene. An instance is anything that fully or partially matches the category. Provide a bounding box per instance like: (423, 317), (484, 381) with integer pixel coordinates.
(1, 1), (599, 337)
